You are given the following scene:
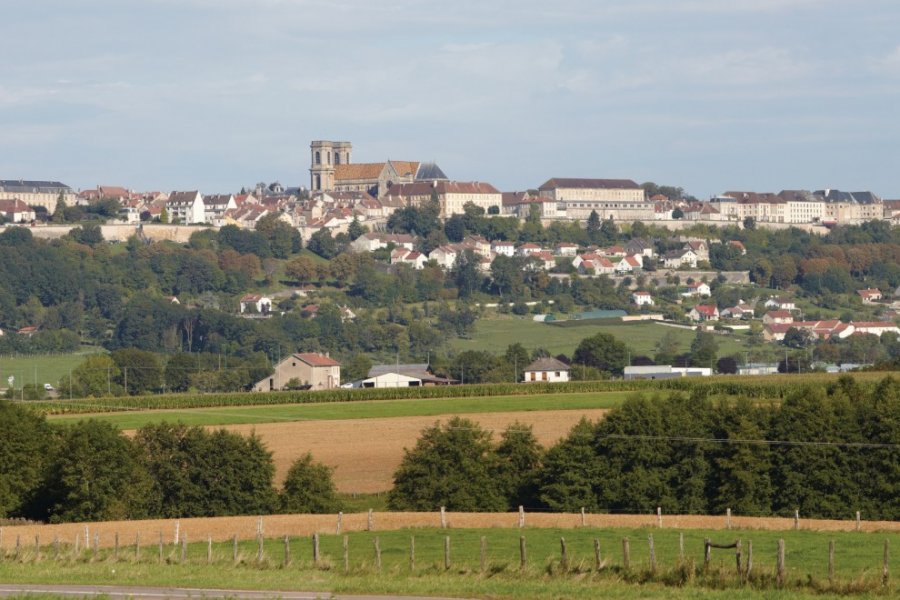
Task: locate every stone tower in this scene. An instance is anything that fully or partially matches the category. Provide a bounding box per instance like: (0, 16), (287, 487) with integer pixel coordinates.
(310, 140), (352, 192)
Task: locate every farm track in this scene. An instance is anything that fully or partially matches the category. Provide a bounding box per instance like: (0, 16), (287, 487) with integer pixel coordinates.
(123, 409), (612, 493)
(2, 511), (897, 551)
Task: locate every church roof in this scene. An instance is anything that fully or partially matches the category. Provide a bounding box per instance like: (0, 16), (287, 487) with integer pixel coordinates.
(415, 162), (448, 181)
(389, 161), (420, 178)
(334, 163), (387, 181)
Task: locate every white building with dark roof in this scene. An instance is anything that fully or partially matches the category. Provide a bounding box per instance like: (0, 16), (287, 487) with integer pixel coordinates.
(0, 180), (76, 210)
(523, 357), (571, 383)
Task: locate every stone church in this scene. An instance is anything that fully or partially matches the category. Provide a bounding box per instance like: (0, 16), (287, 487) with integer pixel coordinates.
(309, 140), (447, 198)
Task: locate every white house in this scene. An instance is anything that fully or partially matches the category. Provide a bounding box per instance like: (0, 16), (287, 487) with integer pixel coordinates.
(0, 199), (36, 223)
(663, 249), (698, 269)
(166, 191), (205, 224)
(681, 281), (711, 297)
(203, 194), (237, 224)
(491, 240), (515, 257)
(523, 357), (570, 383)
(239, 294), (272, 314)
(689, 304), (719, 322)
(391, 248), (427, 270)
(555, 242), (579, 257)
(858, 288), (883, 304)
(631, 291), (654, 306)
(615, 255), (642, 273)
(428, 245), (459, 269)
(624, 365), (711, 379)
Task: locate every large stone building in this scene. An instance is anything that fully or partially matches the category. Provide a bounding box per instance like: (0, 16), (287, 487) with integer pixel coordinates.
(537, 178), (651, 221)
(0, 180), (76, 211)
(382, 181), (502, 218)
(252, 352), (341, 392)
(309, 140), (447, 197)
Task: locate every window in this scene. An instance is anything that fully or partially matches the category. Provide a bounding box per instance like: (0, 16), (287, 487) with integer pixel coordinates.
(327, 151), (332, 165)
(335, 153), (341, 165)
(315, 151), (321, 165)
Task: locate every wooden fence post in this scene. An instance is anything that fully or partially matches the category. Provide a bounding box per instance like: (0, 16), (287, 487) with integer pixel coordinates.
(342, 535), (349, 573)
(54, 536), (60, 560)
(581, 507), (586, 527)
(648, 535), (656, 573)
(794, 510), (800, 531)
(480, 536), (487, 573)
(367, 509), (374, 532)
(560, 537), (568, 572)
(34, 535), (40, 560)
(15, 536), (20, 561)
(312, 534), (320, 566)
(657, 506), (662, 529)
(409, 536), (415, 572)
(726, 508), (732, 530)
(519, 536), (527, 569)
(440, 506), (446, 529)
(336, 512), (342, 535)
(704, 538), (711, 570)
(282, 535), (289, 567)
(776, 539), (785, 587)
(883, 539), (890, 587)
(374, 537), (381, 571)
(735, 539), (742, 580)
(174, 520), (180, 545)
(828, 540), (835, 583)
(443, 536), (450, 570)
(856, 511), (861, 532)
(518, 505), (525, 528)
(180, 534), (187, 564)
(593, 539), (601, 570)
(678, 532), (684, 563)
(232, 535), (238, 563)
(747, 540), (753, 577)
(622, 538), (630, 571)
(209, 536), (214, 565)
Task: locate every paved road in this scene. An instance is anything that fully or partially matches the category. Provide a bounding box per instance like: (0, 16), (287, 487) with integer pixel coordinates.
(0, 585), (465, 600)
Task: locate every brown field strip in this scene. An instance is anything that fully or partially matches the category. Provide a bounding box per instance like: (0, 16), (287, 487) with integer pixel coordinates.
(126, 409), (612, 494)
(2, 512), (898, 551)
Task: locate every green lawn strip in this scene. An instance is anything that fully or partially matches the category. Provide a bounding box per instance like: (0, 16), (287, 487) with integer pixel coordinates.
(47, 391), (628, 429)
(0, 348), (104, 390)
(1, 527), (894, 599)
(450, 318), (751, 358)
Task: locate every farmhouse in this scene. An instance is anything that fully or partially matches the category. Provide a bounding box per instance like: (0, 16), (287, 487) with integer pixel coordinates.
(355, 363), (454, 388)
(523, 357), (570, 383)
(252, 352), (341, 392)
(239, 294), (272, 314)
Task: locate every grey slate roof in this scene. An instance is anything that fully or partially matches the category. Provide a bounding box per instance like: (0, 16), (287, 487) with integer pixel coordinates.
(524, 357), (571, 372)
(0, 180), (72, 193)
(415, 162), (448, 181)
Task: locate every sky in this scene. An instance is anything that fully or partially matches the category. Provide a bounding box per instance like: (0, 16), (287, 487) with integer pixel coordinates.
(3, 0), (900, 199)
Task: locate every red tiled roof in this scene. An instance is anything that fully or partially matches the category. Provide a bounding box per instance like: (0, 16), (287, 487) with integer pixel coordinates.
(294, 352), (341, 367)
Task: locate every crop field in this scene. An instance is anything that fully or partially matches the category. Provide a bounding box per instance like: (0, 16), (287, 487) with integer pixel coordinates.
(450, 317), (751, 357)
(47, 391), (628, 429)
(1, 516), (897, 599)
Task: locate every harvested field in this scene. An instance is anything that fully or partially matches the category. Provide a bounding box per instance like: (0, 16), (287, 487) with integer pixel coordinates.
(200, 409), (610, 493)
(2, 511), (897, 552)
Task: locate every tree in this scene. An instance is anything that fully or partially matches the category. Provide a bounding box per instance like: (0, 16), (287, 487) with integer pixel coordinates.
(342, 353), (373, 383)
(572, 332), (630, 375)
(716, 356), (739, 374)
(690, 330), (719, 367)
(42, 420), (153, 522)
(743, 216), (756, 230)
(653, 331), (681, 365)
(671, 207), (684, 219)
(347, 217), (367, 241)
(494, 422), (543, 509)
(0, 401), (54, 519)
(159, 207), (169, 224)
(52, 194), (67, 223)
(586, 210), (601, 243)
(280, 453), (341, 513)
(111, 348), (163, 395)
(783, 327), (814, 349)
(164, 353), (199, 392)
(388, 417), (506, 511)
(285, 256), (318, 286)
(65, 355), (122, 397)
(538, 418), (600, 511)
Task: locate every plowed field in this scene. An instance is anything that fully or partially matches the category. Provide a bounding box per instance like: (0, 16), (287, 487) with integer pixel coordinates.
(214, 409), (610, 493)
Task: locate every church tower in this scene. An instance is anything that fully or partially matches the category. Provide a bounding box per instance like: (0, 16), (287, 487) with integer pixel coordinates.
(309, 140), (351, 192)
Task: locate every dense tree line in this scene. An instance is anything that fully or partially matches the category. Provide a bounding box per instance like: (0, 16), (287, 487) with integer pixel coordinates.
(387, 377), (900, 520)
(0, 403), (339, 522)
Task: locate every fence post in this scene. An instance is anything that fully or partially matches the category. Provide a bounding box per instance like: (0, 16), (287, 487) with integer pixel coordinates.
(367, 509), (374, 531)
(180, 534), (187, 564)
(443, 536), (450, 570)
(256, 532), (263, 563)
(735, 539), (742, 580)
(648, 535), (656, 574)
(704, 538), (711, 570)
(560, 537), (568, 572)
(374, 537), (381, 571)
(593, 538), (601, 570)
(518, 505), (525, 528)
(679, 532), (684, 563)
(776, 539), (785, 587)
(747, 540), (753, 577)
(282, 535), (289, 567)
(312, 534), (320, 566)
(113, 532), (119, 561)
(657, 507), (662, 529)
(440, 506), (446, 529)
(93, 534), (99, 559)
(828, 540), (835, 583)
(883, 539), (890, 587)
(480, 536), (487, 573)
(794, 510), (800, 531)
(209, 536), (214, 565)
(174, 520), (180, 545)
(519, 536), (527, 569)
(856, 511), (861, 532)
(622, 538), (630, 571)
(336, 512), (343, 535)
(409, 536), (415, 572)
(232, 535), (238, 563)
(342, 535), (349, 573)
(726, 508), (732, 530)
(581, 507), (586, 527)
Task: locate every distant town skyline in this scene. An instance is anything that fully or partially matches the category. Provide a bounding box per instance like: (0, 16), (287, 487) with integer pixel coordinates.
(3, 1), (900, 199)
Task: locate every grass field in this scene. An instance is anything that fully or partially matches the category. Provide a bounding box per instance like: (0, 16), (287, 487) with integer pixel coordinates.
(47, 391), (629, 429)
(1, 525), (895, 599)
(450, 317), (750, 357)
(0, 348), (103, 390)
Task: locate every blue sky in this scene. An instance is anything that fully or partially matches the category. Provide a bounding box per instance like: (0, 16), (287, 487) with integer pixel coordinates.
(3, 0), (900, 198)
